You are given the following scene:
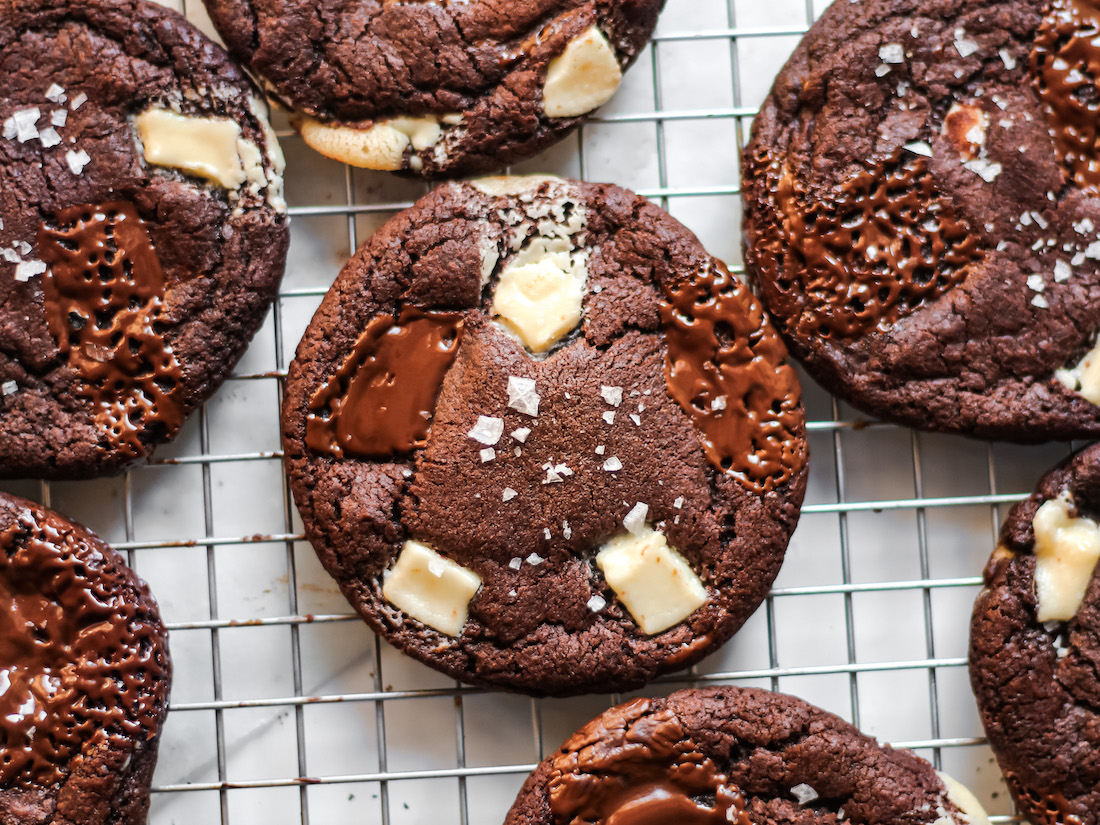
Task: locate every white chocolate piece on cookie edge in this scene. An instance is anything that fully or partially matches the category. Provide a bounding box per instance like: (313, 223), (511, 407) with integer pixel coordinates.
(1032, 491), (1100, 622)
(596, 525), (707, 634)
(382, 540), (482, 636)
(934, 772), (991, 825)
(542, 27), (623, 118)
(296, 115), (445, 171)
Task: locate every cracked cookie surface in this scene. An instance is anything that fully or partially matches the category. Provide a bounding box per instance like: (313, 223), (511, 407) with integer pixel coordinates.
(971, 442), (1100, 825)
(0, 491), (171, 825)
(0, 0), (289, 479)
(281, 176), (808, 695)
(505, 686), (988, 825)
(202, 0), (664, 176)
(743, 0), (1100, 441)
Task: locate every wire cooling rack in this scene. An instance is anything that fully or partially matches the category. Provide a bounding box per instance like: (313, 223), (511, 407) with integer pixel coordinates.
(0, 0), (1074, 822)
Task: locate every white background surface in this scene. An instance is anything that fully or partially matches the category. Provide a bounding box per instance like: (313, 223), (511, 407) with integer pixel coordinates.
(1, 0), (1068, 822)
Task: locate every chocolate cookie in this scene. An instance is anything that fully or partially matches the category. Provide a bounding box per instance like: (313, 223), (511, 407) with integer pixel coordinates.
(505, 686), (991, 825)
(202, 0), (663, 177)
(970, 441), (1100, 824)
(0, 491), (171, 824)
(282, 175), (808, 695)
(742, 0), (1100, 441)
(0, 0), (289, 479)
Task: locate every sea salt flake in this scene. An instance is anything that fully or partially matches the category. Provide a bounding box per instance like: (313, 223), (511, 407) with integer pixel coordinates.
(1027, 274), (1046, 292)
(879, 43), (904, 64)
(875, 63), (891, 77)
(65, 148), (90, 175)
(469, 415), (505, 445)
(602, 411), (616, 424)
(527, 553), (545, 565)
(44, 83), (66, 103)
(0, 248), (20, 263)
(1085, 241), (1100, 260)
(11, 108), (40, 142)
(629, 413), (641, 426)
(595, 445), (606, 455)
(1073, 251), (1087, 266)
(502, 488), (518, 502)
(38, 127), (61, 148)
(600, 385), (623, 407)
(903, 141), (933, 157)
(563, 521), (572, 539)
(1054, 260), (1072, 282)
(587, 595), (606, 612)
(480, 448), (496, 462)
(999, 48), (1017, 70)
(506, 375), (540, 416)
(963, 158), (1002, 182)
(603, 456), (623, 472)
(508, 556), (522, 569)
(1073, 217), (1095, 234)
(791, 784), (819, 805)
(623, 502), (649, 535)
(954, 28), (979, 57)
(674, 496), (685, 509)
(14, 260), (46, 282)
(1031, 211), (1049, 230)
(543, 528), (552, 540)
(710, 395), (728, 411)
(69, 92), (87, 110)
(511, 427), (531, 443)
(1032, 294), (1049, 308)
(1, 380), (17, 396)
(50, 109), (67, 127)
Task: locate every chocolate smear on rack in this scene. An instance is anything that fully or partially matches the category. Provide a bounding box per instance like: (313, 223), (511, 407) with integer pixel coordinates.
(307, 307), (464, 459)
(38, 202), (184, 459)
(1002, 770), (1084, 825)
(548, 698), (751, 825)
(746, 148), (981, 338)
(0, 508), (168, 787)
(1031, 0), (1100, 194)
(660, 259), (805, 493)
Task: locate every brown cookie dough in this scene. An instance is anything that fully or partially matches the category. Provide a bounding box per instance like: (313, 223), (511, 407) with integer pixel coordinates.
(505, 686), (990, 825)
(0, 491), (171, 825)
(281, 175), (808, 695)
(0, 0), (289, 479)
(971, 441), (1100, 825)
(202, 0), (664, 176)
(742, 0), (1100, 441)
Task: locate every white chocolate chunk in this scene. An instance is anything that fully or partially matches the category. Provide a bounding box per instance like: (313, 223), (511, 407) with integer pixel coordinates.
(542, 27), (623, 118)
(469, 175), (562, 197)
(297, 114), (443, 171)
(1056, 336), (1100, 404)
(934, 772), (991, 825)
(382, 540), (482, 636)
(596, 526), (707, 634)
(136, 108), (251, 190)
(492, 237), (587, 353)
(1032, 492), (1100, 622)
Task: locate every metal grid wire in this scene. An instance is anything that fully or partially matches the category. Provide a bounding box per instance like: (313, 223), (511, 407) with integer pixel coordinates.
(0, 0), (1073, 822)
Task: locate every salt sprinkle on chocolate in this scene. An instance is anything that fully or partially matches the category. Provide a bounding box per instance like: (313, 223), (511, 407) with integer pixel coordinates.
(65, 149), (90, 175)
(502, 488), (518, 502)
(508, 557), (522, 570)
(563, 521), (572, 539)
(600, 385), (623, 407)
(511, 427), (531, 443)
(879, 43), (904, 64)
(629, 413), (641, 426)
(903, 141), (933, 157)
(623, 502), (648, 535)
(674, 496), (684, 509)
(1, 380), (17, 396)
(45, 83), (66, 103)
(587, 595), (606, 612)
(468, 415), (504, 445)
(602, 411), (615, 425)
(595, 445), (606, 455)
(480, 448), (496, 462)
(791, 784), (819, 805)
(507, 375), (540, 417)
(527, 553), (544, 565)
(603, 456), (623, 472)
(1054, 260), (1071, 282)
(14, 260), (46, 282)
(70, 92), (87, 110)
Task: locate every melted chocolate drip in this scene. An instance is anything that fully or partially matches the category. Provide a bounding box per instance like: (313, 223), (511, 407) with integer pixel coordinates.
(660, 259), (805, 493)
(0, 507), (168, 787)
(306, 307), (464, 459)
(547, 698), (751, 825)
(747, 148), (981, 338)
(1031, 0), (1100, 194)
(1002, 770), (1084, 825)
(38, 202), (184, 459)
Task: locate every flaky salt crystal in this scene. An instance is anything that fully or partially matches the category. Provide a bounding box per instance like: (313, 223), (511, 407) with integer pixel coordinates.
(600, 385), (623, 407)
(587, 595), (606, 612)
(502, 488), (518, 502)
(603, 456), (622, 472)
(468, 415), (504, 445)
(623, 502), (648, 535)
